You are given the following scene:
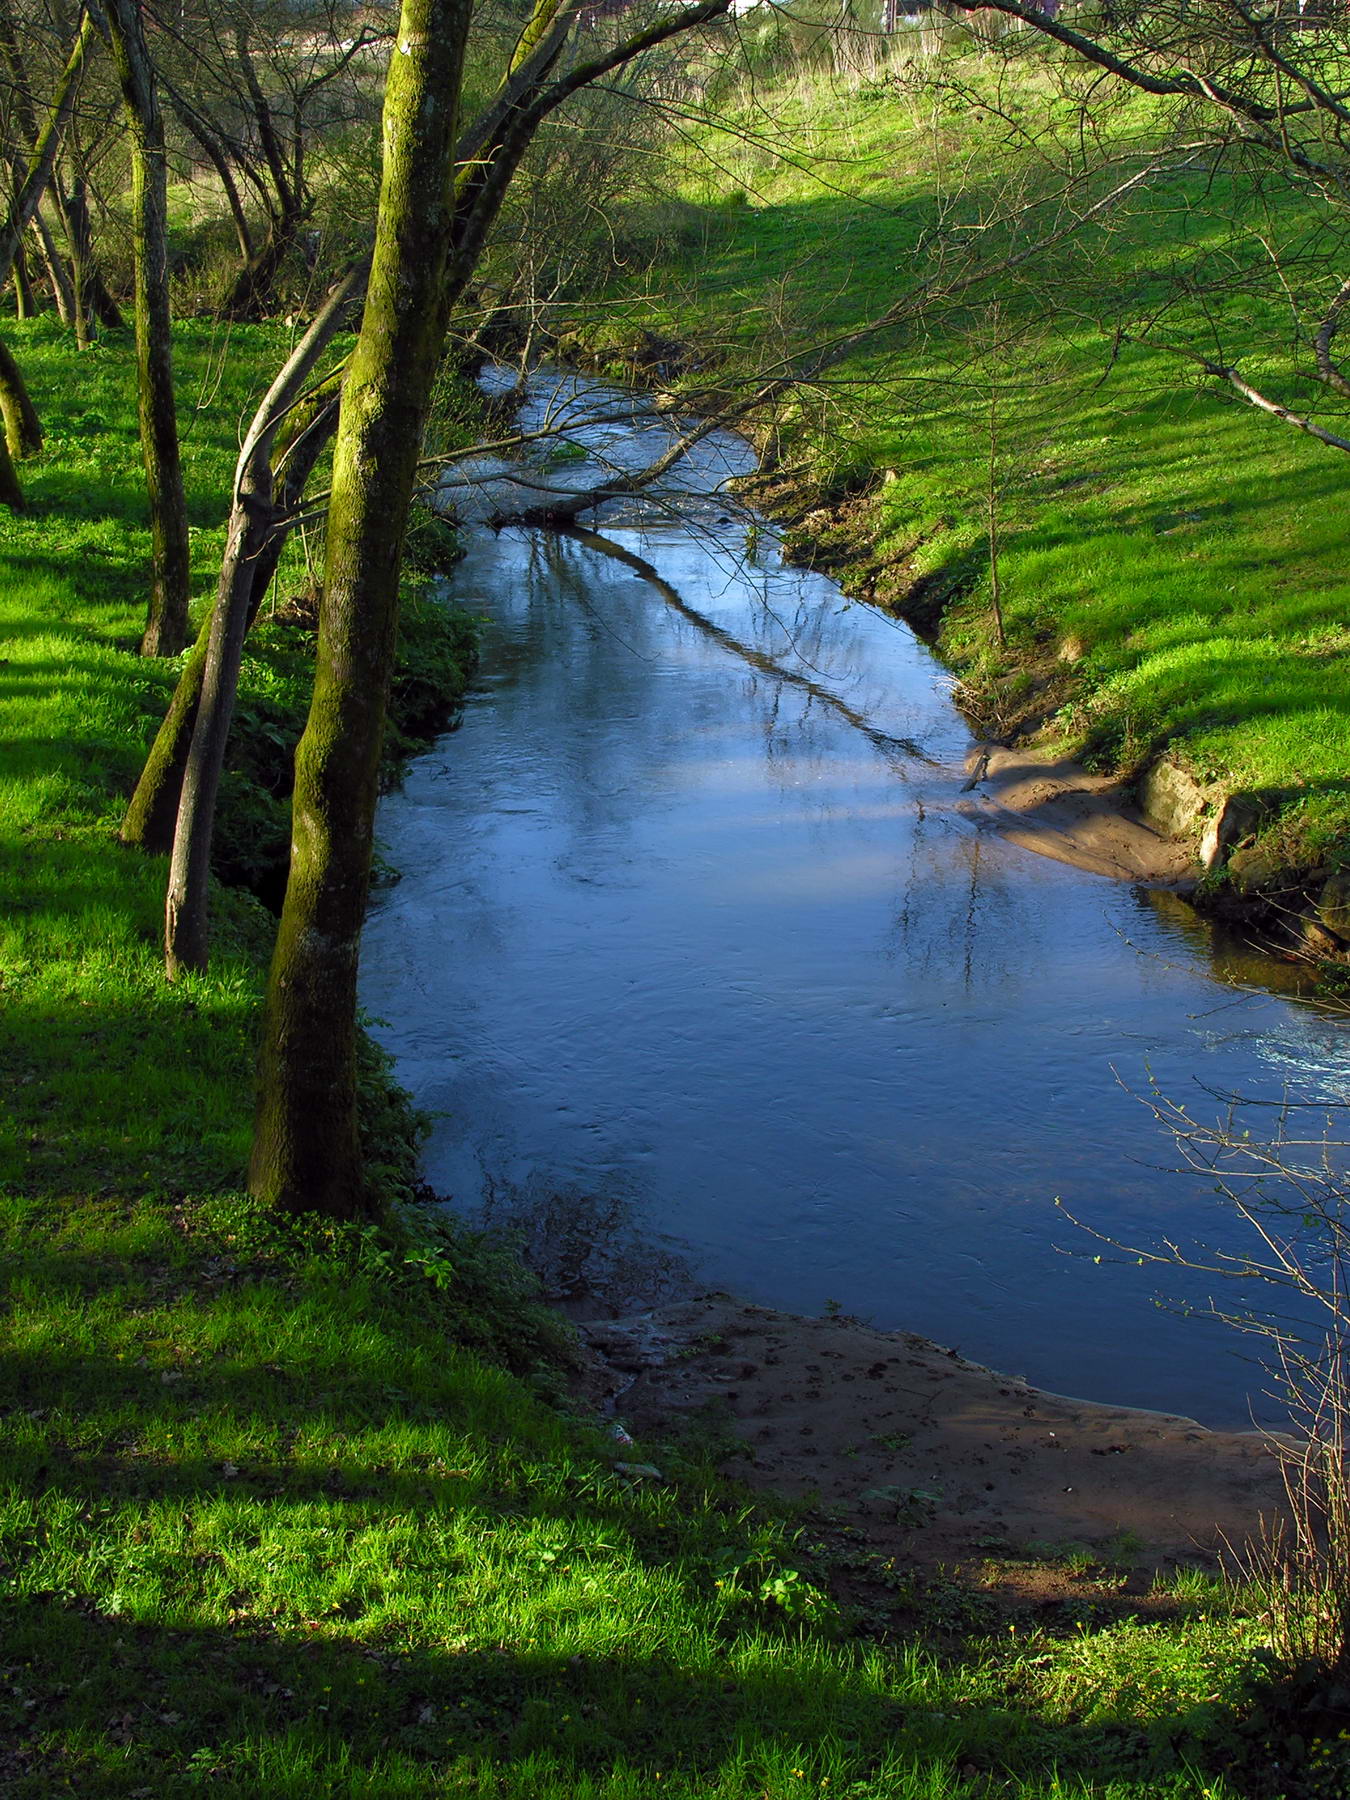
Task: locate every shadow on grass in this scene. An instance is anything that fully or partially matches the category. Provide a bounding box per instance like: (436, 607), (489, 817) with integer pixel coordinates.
(1, 978), (257, 1198)
(0, 1211), (1260, 1796)
(0, 1579), (1240, 1798)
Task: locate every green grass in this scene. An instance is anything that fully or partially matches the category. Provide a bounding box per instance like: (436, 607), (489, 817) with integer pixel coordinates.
(587, 46), (1350, 873)
(0, 312), (1326, 1798)
(0, 1192), (1267, 1798)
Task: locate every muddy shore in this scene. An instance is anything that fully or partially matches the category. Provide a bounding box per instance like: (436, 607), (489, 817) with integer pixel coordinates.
(577, 1295), (1287, 1602)
(957, 743), (1197, 887)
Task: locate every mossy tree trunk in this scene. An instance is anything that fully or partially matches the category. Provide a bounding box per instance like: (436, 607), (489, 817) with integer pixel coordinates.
(247, 0), (733, 1217)
(120, 370), (346, 856)
(164, 267), (366, 976)
(0, 335), (43, 457)
(248, 0), (473, 1218)
(120, 626), (210, 853)
(102, 0), (191, 658)
(31, 210), (75, 324)
(0, 424), (24, 509)
(11, 240), (32, 318)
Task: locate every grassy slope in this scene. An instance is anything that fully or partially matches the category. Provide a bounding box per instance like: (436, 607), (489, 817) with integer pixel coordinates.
(599, 50), (1350, 875)
(0, 319), (1298, 1797)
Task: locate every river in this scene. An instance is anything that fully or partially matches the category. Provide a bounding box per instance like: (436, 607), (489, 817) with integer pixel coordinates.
(360, 370), (1348, 1428)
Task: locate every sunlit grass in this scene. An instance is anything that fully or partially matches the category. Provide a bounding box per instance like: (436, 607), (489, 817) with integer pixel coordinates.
(0, 1192), (1260, 1796)
(610, 49), (1350, 866)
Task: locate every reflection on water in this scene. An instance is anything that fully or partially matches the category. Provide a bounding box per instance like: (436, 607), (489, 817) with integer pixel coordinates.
(361, 373), (1349, 1427)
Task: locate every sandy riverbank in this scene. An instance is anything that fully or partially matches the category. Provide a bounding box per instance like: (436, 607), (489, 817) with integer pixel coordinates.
(579, 1296), (1285, 1592)
(958, 743), (1198, 887)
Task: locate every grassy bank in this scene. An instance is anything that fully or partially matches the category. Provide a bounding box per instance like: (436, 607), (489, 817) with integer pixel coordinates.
(0, 322), (1328, 1797)
(571, 48), (1350, 925)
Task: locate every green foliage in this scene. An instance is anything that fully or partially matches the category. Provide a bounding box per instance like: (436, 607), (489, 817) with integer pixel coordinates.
(211, 583), (475, 911)
(608, 49), (1350, 873)
(384, 579), (479, 764)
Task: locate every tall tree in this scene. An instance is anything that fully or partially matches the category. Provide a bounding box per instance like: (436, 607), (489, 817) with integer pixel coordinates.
(248, 0), (733, 1217)
(247, 0), (475, 1217)
(100, 0), (191, 654)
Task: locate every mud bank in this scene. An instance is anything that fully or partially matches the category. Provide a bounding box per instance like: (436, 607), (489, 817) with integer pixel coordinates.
(957, 744), (1197, 887)
(579, 1295), (1286, 1586)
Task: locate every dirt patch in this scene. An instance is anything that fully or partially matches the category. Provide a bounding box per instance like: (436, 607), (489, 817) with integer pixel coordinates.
(958, 743), (1198, 887)
(580, 1296), (1285, 1595)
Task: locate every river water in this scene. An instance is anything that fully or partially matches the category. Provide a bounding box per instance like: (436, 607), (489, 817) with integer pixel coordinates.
(360, 371), (1348, 1427)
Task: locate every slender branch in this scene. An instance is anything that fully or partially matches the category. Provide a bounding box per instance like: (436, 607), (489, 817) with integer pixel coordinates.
(1314, 276), (1350, 399)
(1130, 332), (1350, 453)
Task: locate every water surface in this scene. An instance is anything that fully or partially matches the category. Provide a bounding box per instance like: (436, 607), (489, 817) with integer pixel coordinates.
(361, 374), (1348, 1426)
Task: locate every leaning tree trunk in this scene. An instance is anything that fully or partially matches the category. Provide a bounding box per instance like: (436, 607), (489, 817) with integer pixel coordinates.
(31, 210), (74, 324)
(0, 424), (24, 509)
(88, 264), (124, 329)
(222, 216), (301, 324)
(121, 625), (211, 852)
(103, 0), (191, 658)
(249, 0), (473, 1219)
(0, 335), (42, 456)
(12, 240), (32, 317)
(163, 272), (364, 976)
(121, 366), (348, 855)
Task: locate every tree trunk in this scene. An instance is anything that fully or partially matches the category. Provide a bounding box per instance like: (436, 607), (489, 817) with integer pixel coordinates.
(222, 213), (306, 322)
(249, 0), (472, 1219)
(0, 334), (42, 456)
(0, 414), (24, 510)
(51, 181), (91, 347)
(164, 480), (274, 975)
(88, 265), (125, 330)
(32, 209), (75, 324)
(163, 269), (365, 976)
(122, 346), (352, 858)
(57, 172), (114, 344)
(120, 626), (210, 852)
(12, 240), (32, 318)
(103, 0), (191, 659)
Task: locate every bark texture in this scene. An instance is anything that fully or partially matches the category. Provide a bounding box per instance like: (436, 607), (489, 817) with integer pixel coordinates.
(0, 424), (24, 509)
(0, 335), (42, 456)
(249, 0), (472, 1218)
(121, 627), (209, 852)
(120, 372), (346, 854)
(103, 0), (191, 658)
(164, 269), (366, 977)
